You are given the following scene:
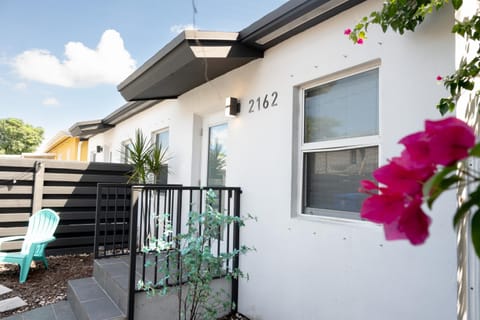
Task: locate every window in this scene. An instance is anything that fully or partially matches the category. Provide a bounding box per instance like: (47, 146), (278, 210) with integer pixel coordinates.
(153, 129), (169, 184)
(155, 130), (169, 150)
(300, 68), (379, 218)
(121, 140), (132, 164)
(207, 123), (227, 186)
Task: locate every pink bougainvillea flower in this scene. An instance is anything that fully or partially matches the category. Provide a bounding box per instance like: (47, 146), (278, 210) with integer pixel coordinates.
(383, 219), (407, 241)
(436, 75), (443, 81)
(399, 131), (432, 168)
(392, 155), (435, 180)
(425, 117), (475, 166)
(357, 38), (364, 44)
(372, 158), (433, 195)
(360, 192), (405, 224)
(359, 179), (377, 192)
(398, 198), (431, 245)
(359, 116), (475, 247)
(382, 197), (431, 245)
(344, 28), (352, 35)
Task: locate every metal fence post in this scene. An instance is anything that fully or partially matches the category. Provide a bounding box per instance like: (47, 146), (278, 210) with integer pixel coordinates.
(232, 188), (241, 313)
(128, 186), (139, 320)
(31, 161), (45, 214)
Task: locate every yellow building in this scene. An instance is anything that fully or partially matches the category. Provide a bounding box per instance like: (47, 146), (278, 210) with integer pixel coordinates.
(43, 131), (88, 161)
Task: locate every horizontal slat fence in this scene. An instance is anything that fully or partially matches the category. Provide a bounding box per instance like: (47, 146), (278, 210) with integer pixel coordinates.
(0, 158), (131, 254)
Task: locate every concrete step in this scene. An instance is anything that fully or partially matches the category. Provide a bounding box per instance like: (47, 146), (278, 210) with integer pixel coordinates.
(93, 254), (169, 315)
(67, 277), (126, 320)
(93, 257), (130, 315)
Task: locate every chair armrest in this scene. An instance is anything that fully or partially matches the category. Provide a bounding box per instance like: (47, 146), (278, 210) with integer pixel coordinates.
(0, 236), (25, 244)
(31, 236), (56, 245)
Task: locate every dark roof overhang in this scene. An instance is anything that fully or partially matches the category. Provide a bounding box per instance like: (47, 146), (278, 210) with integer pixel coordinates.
(117, 31), (264, 101)
(117, 0), (364, 102)
(69, 100), (160, 139)
(239, 0), (365, 50)
(69, 120), (113, 139)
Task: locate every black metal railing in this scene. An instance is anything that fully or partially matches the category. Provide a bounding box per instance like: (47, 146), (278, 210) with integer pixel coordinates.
(94, 184), (132, 258)
(95, 184), (242, 320)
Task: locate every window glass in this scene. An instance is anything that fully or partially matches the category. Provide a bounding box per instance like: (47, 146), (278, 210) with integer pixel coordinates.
(155, 131), (169, 149)
(207, 123), (227, 186)
(121, 142), (131, 164)
(304, 69), (378, 142)
(303, 147), (378, 214)
(153, 130), (169, 184)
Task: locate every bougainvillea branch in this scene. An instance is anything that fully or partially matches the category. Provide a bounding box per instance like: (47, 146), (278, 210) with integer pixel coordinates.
(347, 0), (480, 255)
(347, 0), (479, 115)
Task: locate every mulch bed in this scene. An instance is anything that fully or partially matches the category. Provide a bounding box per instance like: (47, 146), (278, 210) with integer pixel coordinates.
(0, 253), (93, 318)
(0, 253), (249, 319)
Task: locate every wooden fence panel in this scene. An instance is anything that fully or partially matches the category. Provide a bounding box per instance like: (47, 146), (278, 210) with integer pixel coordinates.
(0, 158), (131, 254)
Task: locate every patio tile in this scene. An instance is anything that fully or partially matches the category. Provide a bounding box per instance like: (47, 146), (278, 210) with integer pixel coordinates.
(0, 296), (27, 313)
(22, 305), (55, 320)
(2, 314), (23, 320)
(0, 284), (12, 296)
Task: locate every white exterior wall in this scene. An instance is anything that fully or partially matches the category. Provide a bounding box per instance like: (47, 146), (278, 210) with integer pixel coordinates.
(90, 1), (458, 319)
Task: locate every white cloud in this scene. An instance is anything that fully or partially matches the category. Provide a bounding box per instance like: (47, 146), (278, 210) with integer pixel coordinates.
(13, 29), (136, 87)
(42, 97), (60, 106)
(170, 24), (197, 34)
(14, 82), (27, 90)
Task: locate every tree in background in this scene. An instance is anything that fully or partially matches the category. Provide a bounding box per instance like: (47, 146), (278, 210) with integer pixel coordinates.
(0, 118), (44, 155)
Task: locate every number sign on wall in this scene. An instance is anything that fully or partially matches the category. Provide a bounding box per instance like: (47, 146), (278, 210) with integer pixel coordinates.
(248, 91), (278, 113)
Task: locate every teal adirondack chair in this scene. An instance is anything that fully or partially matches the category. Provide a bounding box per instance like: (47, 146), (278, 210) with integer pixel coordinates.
(0, 209), (60, 283)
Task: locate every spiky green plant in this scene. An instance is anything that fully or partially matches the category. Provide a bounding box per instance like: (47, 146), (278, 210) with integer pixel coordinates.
(123, 129), (171, 184)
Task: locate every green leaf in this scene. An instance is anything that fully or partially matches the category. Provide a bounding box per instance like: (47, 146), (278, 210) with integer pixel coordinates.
(437, 98), (455, 115)
(470, 143), (480, 157)
(452, 0), (463, 10)
(423, 164), (457, 208)
(453, 188), (480, 227)
(471, 210), (480, 257)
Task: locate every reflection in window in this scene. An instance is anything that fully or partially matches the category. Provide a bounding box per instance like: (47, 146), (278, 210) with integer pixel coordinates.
(304, 69), (378, 142)
(121, 141), (132, 164)
(154, 130), (169, 184)
(155, 130), (169, 150)
(207, 123), (227, 186)
(303, 147), (378, 213)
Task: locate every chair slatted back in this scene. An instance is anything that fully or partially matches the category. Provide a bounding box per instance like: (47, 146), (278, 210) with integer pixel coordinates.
(21, 209), (60, 255)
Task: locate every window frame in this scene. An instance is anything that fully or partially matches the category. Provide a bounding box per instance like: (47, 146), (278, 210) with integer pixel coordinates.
(297, 65), (381, 220)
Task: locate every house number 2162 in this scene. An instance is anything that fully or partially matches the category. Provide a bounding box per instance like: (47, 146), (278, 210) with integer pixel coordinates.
(248, 91), (278, 113)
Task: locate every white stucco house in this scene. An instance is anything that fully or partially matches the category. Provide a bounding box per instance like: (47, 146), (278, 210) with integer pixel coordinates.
(69, 0), (479, 319)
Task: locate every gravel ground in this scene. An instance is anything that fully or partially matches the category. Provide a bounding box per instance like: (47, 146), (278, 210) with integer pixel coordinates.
(0, 253), (249, 319)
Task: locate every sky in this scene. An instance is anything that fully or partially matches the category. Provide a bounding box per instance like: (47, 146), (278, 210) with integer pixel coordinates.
(0, 0), (286, 149)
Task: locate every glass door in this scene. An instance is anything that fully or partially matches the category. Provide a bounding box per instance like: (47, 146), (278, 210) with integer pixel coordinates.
(206, 123), (228, 186)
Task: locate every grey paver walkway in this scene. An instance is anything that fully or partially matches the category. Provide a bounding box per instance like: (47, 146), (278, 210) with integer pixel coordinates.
(2, 301), (77, 320)
(0, 297), (27, 313)
(0, 284), (12, 296)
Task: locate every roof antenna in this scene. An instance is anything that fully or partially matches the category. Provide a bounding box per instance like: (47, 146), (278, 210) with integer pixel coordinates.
(191, 0), (198, 28)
